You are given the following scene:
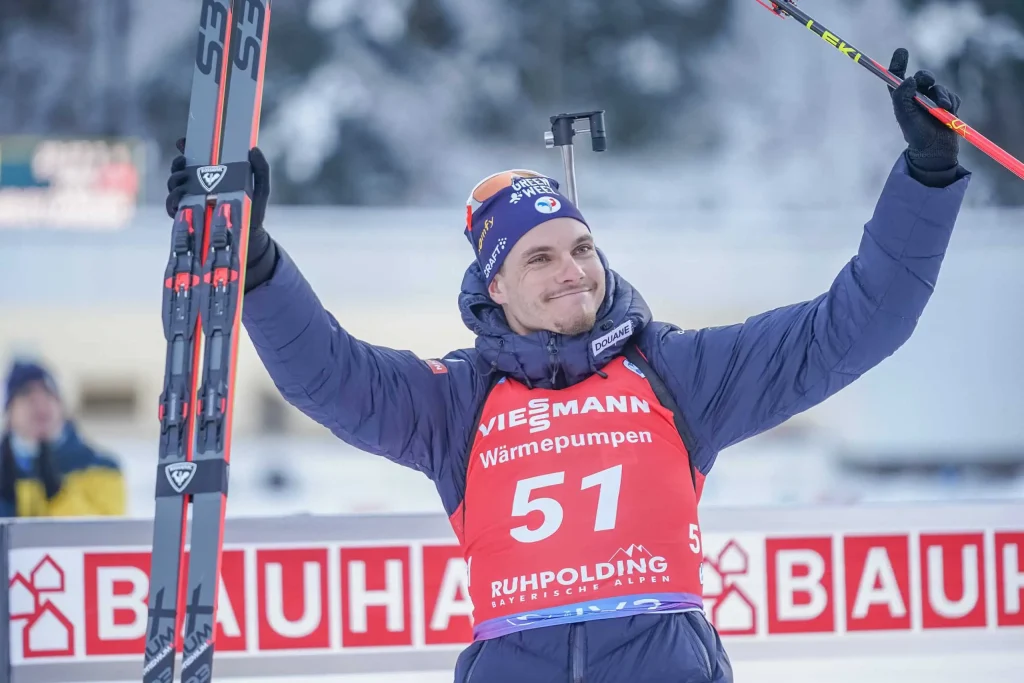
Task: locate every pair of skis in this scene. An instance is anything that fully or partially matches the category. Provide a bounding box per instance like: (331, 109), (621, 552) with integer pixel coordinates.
(144, 1), (271, 682)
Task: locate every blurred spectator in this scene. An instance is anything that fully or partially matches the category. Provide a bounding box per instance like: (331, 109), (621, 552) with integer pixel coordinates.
(1, 359), (126, 518)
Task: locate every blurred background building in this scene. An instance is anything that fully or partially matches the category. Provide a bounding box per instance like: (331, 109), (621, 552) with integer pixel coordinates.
(1, 0), (1022, 519)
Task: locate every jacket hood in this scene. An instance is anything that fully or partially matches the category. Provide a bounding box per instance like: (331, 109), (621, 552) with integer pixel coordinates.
(458, 249), (653, 389)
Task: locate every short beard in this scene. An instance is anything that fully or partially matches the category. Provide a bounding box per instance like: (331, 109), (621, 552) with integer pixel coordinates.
(552, 310), (597, 337)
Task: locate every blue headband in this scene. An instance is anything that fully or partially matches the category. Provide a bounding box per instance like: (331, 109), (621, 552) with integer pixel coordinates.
(464, 174), (589, 284)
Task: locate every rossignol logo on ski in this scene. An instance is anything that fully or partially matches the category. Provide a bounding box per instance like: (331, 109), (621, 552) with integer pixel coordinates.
(165, 462), (198, 493)
(197, 165), (227, 192)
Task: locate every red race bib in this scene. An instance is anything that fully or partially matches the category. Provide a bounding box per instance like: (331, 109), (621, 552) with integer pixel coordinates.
(451, 356), (706, 640)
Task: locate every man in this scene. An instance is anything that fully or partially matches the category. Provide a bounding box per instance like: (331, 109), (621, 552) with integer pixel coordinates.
(1, 360), (126, 518)
(167, 49), (969, 683)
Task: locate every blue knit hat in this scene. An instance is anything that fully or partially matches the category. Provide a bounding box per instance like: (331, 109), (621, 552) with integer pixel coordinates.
(4, 360), (59, 411)
(464, 171), (589, 284)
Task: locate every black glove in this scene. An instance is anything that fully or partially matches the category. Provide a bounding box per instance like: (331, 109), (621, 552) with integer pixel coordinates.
(887, 48), (963, 187)
(165, 137), (278, 292)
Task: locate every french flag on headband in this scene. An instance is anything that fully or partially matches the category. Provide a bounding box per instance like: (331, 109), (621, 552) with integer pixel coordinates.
(464, 173), (589, 285)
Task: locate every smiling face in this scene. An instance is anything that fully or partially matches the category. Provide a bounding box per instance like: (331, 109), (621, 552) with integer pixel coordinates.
(487, 217), (606, 336)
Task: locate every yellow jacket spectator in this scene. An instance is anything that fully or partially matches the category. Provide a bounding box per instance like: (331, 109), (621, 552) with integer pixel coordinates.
(1, 360), (126, 518)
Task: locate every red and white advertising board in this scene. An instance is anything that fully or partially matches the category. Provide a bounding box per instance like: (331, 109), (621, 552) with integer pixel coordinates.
(5, 503), (1023, 682)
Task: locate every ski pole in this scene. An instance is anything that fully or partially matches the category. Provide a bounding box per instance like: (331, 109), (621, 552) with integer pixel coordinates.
(544, 111), (608, 206)
(756, 0), (1024, 181)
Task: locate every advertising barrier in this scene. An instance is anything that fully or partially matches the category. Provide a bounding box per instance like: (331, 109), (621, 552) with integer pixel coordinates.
(0, 136), (145, 231)
(3, 502), (1022, 682)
